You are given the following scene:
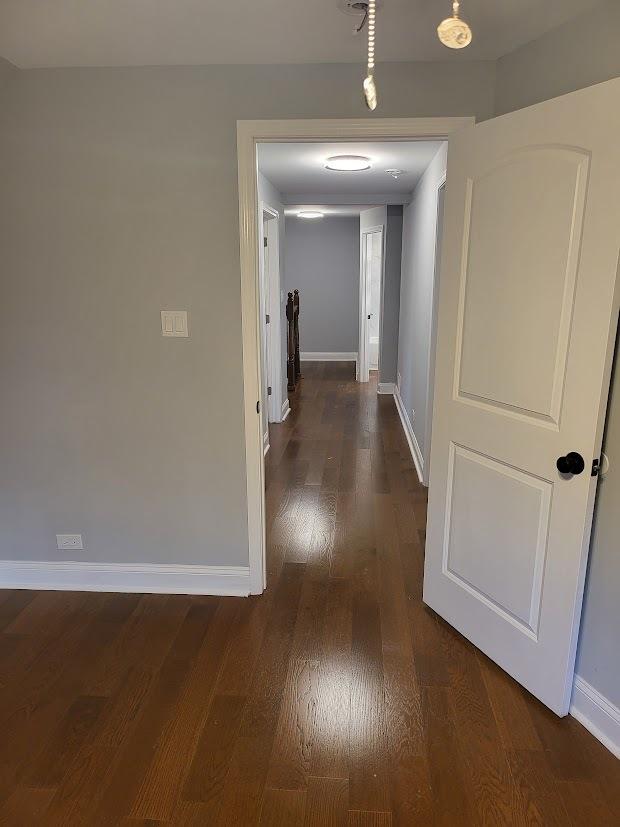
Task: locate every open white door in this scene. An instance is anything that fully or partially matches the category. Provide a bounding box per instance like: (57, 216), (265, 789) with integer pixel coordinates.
(359, 226), (384, 382)
(424, 78), (620, 716)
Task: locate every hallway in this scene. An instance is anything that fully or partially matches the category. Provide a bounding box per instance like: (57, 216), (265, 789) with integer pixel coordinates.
(0, 364), (618, 824)
(260, 361), (620, 825)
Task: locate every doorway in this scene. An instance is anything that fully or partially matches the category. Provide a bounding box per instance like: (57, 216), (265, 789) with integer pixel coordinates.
(359, 225), (384, 383)
(238, 117), (471, 596)
(259, 204), (282, 447)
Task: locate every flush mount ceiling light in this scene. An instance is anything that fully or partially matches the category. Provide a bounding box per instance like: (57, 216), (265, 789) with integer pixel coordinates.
(386, 168), (405, 179)
(298, 210), (324, 219)
(437, 0), (473, 49)
(325, 155), (371, 171)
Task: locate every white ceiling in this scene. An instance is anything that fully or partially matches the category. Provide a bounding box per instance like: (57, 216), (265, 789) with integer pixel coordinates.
(0, 0), (600, 68)
(258, 141), (443, 200)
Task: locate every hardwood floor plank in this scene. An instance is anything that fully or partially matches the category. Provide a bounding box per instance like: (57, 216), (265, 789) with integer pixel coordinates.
(25, 694), (107, 788)
(506, 749), (572, 825)
(348, 592), (391, 813)
(265, 657), (320, 790)
(556, 779), (617, 825)
(129, 599), (239, 822)
(305, 777), (349, 827)
(347, 810), (392, 827)
(183, 693), (246, 812)
(0, 785), (56, 826)
(0, 591), (38, 633)
(259, 788), (307, 826)
(423, 686), (475, 826)
(310, 578), (352, 780)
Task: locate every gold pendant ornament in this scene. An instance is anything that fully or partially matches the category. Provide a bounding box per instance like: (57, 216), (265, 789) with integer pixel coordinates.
(437, 0), (472, 49)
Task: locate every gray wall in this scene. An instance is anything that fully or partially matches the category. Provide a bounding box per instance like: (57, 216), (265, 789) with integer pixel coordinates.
(285, 216), (360, 354)
(495, 0), (620, 115)
(493, 1), (620, 709)
(380, 206), (403, 385)
(0, 61), (493, 569)
(397, 144), (447, 469)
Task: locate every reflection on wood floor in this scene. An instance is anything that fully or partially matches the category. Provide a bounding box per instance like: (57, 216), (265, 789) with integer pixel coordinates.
(0, 361), (617, 824)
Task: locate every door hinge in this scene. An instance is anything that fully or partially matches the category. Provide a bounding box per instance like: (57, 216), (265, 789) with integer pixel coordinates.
(256, 400), (260, 414)
(264, 237), (268, 247)
(267, 386), (272, 396)
(592, 458), (600, 477)
(266, 314), (270, 324)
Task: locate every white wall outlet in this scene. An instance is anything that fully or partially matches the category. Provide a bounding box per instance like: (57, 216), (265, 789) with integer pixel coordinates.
(56, 534), (83, 551)
(161, 310), (189, 337)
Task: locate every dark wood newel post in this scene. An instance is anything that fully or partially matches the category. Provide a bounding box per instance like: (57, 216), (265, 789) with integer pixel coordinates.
(286, 292), (296, 392)
(293, 289), (301, 381)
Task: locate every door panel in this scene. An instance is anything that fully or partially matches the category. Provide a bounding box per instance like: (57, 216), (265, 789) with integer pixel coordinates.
(458, 148), (588, 424)
(424, 78), (620, 715)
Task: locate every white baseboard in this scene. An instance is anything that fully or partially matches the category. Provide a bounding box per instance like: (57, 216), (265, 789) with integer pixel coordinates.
(281, 398), (291, 422)
(0, 560), (251, 597)
(394, 386), (424, 485)
(300, 351), (358, 362)
(377, 382), (395, 395)
(570, 675), (620, 759)
(263, 430), (270, 456)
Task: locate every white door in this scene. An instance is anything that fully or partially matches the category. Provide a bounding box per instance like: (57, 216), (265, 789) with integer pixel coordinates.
(359, 227), (383, 382)
(259, 219), (272, 444)
(368, 231), (382, 371)
(424, 77), (620, 716)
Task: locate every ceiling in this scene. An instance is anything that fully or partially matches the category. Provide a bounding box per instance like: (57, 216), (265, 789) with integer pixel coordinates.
(0, 0), (600, 68)
(258, 141), (443, 201)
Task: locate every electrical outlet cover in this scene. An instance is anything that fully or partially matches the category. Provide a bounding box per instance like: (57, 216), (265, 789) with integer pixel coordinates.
(56, 534), (83, 550)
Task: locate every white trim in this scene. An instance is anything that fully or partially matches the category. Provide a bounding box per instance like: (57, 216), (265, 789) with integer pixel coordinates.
(281, 398), (291, 421)
(394, 385), (424, 485)
(300, 351), (357, 362)
(570, 676), (620, 759)
(377, 382), (395, 394)
(238, 117), (475, 595)
(424, 173), (447, 486)
(0, 560), (251, 597)
(263, 430), (270, 456)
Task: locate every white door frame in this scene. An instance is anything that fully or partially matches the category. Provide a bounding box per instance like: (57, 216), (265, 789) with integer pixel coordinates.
(237, 117), (473, 594)
(424, 175), (447, 484)
(259, 203), (282, 426)
(359, 224), (385, 383)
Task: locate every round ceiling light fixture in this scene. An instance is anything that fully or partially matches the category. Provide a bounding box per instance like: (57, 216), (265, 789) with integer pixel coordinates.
(437, 0), (472, 49)
(298, 210), (325, 219)
(325, 155), (371, 172)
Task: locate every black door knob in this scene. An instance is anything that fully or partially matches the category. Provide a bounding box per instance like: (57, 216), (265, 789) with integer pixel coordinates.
(556, 452), (585, 475)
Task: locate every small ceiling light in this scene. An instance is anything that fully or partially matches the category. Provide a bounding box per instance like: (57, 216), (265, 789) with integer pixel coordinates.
(386, 168), (405, 179)
(325, 155), (371, 172)
(298, 210), (324, 219)
(437, 0), (472, 49)
(363, 0), (377, 110)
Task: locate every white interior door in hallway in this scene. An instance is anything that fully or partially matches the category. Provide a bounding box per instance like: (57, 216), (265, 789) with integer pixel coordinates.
(359, 226), (384, 382)
(424, 77), (620, 716)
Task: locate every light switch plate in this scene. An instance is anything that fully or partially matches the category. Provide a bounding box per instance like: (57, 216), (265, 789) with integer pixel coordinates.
(161, 310), (189, 337)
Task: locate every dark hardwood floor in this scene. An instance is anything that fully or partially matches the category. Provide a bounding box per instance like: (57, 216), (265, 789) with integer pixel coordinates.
(0, 361), (618, 825)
